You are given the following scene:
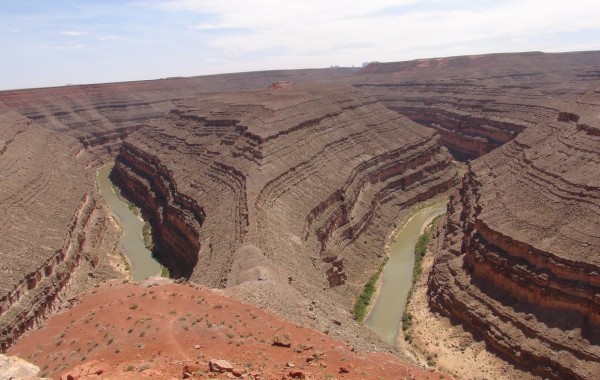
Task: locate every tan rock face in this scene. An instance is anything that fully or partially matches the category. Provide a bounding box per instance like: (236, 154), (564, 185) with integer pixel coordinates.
(428, 87), (600, 379)
(209, 359), (233, 372)
(0, 115), (123, 350)
(0, 354), (50, 380)
(0, 68), (356, 350)
(2, 51), (599, 379)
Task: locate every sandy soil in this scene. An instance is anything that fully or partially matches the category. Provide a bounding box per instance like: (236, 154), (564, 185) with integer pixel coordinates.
(8, 279), (451, 380)
(399, 227), (539, 380)
(102, 204), (132, 281)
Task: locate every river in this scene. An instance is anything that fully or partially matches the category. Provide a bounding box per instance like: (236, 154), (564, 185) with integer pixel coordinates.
(96, 164), (162, 281)
(365, 202), (447, 345)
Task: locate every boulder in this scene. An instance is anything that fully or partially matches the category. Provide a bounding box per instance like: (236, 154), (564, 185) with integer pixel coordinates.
(209, 359), (233, 373)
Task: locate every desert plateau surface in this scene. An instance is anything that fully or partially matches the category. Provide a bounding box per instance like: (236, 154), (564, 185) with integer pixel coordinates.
(1, 51), (600, 379)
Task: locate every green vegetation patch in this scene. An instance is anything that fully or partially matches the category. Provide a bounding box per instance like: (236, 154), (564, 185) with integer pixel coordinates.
(402, 214), (444, 343)
(160, 265), (170, 278)
(354, 257), (388, 321)
(142, 222), (154, 251)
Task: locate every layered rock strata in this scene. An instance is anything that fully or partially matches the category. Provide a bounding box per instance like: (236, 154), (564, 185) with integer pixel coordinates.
(0, 68), (355, 164)
(0, 68), (356, 350)
(0, 112), (121, 350)
(353, 51), (600, 160)
(428, 87), (600, 379)
(111, 84), (457, 337)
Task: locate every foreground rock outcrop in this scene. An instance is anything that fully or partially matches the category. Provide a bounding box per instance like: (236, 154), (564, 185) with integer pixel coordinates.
(0, 354), (50, 380)
(353, 51), (600, 160)
(428, 87), (600, 379)
(7, 279), (451, 380)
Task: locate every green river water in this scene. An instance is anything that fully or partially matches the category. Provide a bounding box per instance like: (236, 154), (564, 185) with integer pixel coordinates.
(365, 202), (447, 345)
(96, 164), (161, 281)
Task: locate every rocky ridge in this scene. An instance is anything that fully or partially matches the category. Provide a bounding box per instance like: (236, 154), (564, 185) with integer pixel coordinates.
(0, 109), (122, 350)
(428, 87), (600, 379)
(0, 68), (356, 351)
(353, 51), (600, 160)
(1, 51), (599, 379)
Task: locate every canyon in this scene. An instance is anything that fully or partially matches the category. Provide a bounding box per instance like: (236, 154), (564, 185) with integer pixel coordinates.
(354, 51), (600, 160)
(1, 51), (599, 379)
(428, 85), (600, 379)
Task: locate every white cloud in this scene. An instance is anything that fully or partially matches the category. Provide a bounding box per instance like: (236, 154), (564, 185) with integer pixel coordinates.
(146, 0), (600, 65)
(61, 31), (86, 36)
(97, 35), (125, 41)
(4, 1), (600, 90)
(189, 22), (237, 30)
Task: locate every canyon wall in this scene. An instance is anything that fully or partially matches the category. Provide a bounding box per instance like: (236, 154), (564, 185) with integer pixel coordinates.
(352, 51), (600, 160)
(2, 51), (599, 365)
(0, 68), (357, 350)
(110, 84), (457, 344)
(0, 109), (122, 350)
(0, 67), (355, 165)
(428, 87), (600, 379)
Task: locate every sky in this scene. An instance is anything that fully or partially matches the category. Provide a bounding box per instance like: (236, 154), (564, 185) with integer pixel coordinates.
(1, 0), (600, 90)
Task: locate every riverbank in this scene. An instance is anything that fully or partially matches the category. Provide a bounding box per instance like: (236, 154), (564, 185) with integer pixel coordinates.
(364, 198), (448, 345)
(400, 222), (538, 379)
(96, 164), (162, 281)
(362, 197), (449, 323)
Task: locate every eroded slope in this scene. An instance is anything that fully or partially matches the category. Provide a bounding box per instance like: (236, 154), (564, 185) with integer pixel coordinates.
(0, 68), (357, 351)
(428, 87), (600, 379)
(353, 51), (600, 160)
(7, 279), (451, 380)
(0, 107), (122, 350)
(110, 83), (458, 348)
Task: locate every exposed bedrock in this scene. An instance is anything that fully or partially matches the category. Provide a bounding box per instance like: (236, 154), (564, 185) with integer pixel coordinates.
(428, 88), (600, 379)
(0, 67), (355, 165)
(0, 115), (122, 351)
(0, 68), (357, 351)
(111, 143), (206, 279)
(111, 84), (458, 325)
(352, 51), (600, 160)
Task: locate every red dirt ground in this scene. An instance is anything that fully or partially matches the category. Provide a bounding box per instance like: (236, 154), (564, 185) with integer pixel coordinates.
(8, 279), (450, 380)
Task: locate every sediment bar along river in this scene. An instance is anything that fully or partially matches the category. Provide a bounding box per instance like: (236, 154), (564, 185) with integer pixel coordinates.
(97, 164), (161, 281)
(366, 202), (447, 345)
